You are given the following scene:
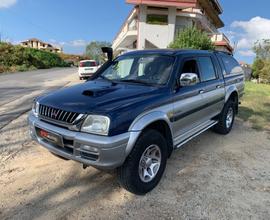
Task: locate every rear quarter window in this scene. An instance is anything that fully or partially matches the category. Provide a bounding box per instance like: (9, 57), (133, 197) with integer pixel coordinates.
(220, 55), (243, 76)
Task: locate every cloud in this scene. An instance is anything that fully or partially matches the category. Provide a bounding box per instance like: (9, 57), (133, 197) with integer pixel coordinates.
(238, 50), (255, 57)
(68, 40), (88, 47)
(46, 39), (88, 54)
(0, 0), (17, 8)
(230, 17), (270, 56)
(50, 39), (88, 48)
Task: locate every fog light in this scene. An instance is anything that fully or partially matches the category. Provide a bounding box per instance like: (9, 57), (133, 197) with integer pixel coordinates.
(80, 145), (99, 153)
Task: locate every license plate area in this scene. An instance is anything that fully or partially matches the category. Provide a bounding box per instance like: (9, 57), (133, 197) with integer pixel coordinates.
(36, 127), (64, 147)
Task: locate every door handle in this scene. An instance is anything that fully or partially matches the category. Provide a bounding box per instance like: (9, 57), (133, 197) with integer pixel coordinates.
(216, 85), (222, 89)
(199, 90), (205, 94)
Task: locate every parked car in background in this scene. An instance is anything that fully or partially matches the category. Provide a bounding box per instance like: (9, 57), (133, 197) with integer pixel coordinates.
(29, 49), (244, 195)
(78, 60), (99, 80)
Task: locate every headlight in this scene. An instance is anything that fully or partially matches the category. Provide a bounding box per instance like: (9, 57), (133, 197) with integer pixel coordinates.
(32, 101), (39, 117)
(81, 115), (110, 136)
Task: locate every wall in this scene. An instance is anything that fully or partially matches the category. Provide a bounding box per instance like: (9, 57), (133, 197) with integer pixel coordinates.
(138, 5), (176, 49)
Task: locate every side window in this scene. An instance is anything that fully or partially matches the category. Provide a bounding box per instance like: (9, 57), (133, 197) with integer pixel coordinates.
(181, 59), (200, 76)
(198, 57), (217, 82)
(221, 55), (243, 75)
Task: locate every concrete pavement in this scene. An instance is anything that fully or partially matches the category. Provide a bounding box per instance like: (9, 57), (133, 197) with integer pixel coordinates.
(0, 67), (81, 130)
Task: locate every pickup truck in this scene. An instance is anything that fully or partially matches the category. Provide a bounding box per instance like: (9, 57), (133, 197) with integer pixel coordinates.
(28, 49), (244, 195)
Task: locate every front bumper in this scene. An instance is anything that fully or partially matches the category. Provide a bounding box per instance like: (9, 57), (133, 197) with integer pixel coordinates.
(28, 113), (134, 170)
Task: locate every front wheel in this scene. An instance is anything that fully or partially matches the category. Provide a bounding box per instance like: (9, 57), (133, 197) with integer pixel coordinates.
(213, 99), (236, 134)
(117, 129), (168, 195)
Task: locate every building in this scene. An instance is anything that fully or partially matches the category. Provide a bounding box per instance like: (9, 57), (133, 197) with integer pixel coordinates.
(239, 61), (252, 81)
(20, 38), (63, 53)
(112, 0), (233, 54)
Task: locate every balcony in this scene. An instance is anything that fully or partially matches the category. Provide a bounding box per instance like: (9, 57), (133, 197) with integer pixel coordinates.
(210, 33), (229, 44)
(112, 9), (138, 51)
(210, 33), (233, 53)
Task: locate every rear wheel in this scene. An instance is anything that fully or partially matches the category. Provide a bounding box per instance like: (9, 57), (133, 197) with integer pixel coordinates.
(213, 99), (236, 134)
(117, 129), (167, 195)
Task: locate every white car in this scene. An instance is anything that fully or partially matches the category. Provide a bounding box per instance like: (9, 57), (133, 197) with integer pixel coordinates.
(78, 60), (99, 80)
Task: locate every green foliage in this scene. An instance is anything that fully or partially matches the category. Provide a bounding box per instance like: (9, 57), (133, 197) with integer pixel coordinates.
(168, 26), (215, 51)
(253, 39), (270, 60)
(0, 42), (68, 73)
(252, 39), (270, 83)
(146, 14), (168, 25)
(252, 58), (264, 79)
(259, 60), (270, 83)
(85, 41), (111, 62)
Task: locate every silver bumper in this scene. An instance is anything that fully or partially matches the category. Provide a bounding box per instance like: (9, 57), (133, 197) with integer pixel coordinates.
(28, 113), (136, 170)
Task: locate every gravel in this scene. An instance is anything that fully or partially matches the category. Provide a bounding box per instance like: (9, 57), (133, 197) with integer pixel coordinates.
(0, 114), (270, 220)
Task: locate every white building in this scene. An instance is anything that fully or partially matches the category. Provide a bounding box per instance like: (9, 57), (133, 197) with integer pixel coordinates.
(20, 38), (63, 53)
(112, 0), (233, 54)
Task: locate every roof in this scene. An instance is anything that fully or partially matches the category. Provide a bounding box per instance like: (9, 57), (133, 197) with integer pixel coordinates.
(121, 49), (216, 56)
(21, 38), (45, 43)
(80, 60), (97, 62)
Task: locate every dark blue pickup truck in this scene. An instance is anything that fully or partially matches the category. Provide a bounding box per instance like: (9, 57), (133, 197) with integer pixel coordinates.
(29, 49), (244, 194)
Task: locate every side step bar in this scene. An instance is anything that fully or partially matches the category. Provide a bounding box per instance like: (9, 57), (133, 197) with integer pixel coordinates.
(175, 120), (218, 149)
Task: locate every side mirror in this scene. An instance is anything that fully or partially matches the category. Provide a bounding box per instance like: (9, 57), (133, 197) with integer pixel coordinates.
(180, 73), (199, 87)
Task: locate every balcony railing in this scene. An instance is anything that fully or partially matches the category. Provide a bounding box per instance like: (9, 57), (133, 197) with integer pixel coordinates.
(210, 33), (230, 44)
(112, 8), (138, 46)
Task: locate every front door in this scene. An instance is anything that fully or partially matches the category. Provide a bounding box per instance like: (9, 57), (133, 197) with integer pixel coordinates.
(172, 55), (225, 145)
(172, 57), (206, 144)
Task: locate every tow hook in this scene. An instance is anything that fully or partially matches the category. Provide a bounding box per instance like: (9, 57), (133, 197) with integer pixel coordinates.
(83, 164), (89, 169)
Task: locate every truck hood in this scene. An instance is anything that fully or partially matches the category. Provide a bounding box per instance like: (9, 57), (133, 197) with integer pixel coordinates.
(38, 79), (161, 114)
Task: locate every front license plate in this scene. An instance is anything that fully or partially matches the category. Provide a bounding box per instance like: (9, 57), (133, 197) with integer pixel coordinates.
(36, 128), (63, 147)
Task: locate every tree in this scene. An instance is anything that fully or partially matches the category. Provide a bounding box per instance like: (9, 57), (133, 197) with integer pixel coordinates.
(252, 39), (270, 83)
(85, 41), (111, 63)
(253, 39), (270, 60)
(168, 26), (215, 50)
(259, 60), (270, 83)
(252, 58), (264, 79)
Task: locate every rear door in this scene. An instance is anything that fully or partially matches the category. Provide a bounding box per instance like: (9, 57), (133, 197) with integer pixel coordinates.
(196, 55), (225, 120)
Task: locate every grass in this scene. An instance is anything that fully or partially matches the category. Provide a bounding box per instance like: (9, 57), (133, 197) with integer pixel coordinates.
(238, 82), (270, 131)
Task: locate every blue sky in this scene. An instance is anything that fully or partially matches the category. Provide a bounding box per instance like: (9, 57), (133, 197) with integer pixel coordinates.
(1, 0), (270, 63)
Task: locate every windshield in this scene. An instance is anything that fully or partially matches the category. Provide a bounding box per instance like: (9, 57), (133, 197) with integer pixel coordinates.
(100, 55), (175, 86)
(80, 61), (97, 67)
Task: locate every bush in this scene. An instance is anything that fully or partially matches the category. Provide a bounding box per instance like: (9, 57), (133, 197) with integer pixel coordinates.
(259, 61), (270, 83)
(0, 42), (68, 73)
(252, 40), (270, 83)
(169, 26), (215, 50)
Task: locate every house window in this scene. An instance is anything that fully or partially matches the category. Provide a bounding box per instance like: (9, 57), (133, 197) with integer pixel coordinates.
(146, 14), (168, 25)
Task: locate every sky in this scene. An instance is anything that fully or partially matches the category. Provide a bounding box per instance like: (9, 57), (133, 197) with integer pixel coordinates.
(0, 0), (269, 64)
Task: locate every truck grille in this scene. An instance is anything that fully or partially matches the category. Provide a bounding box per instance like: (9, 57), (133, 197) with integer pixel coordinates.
(38, 104), (80, 124)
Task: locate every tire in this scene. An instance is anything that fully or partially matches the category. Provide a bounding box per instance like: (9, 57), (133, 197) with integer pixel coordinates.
(213, 99), (236, 135)
(117, 129), (168, 195)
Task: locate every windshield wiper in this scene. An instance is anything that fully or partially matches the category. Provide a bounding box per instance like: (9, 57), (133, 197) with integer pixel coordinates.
(118, 79), (154, 86)
(99, 75), (117, 85)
